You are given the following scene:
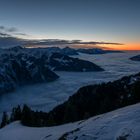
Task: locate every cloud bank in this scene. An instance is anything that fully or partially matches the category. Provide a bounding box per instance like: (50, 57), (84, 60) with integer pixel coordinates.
(0, 25), (123, 49)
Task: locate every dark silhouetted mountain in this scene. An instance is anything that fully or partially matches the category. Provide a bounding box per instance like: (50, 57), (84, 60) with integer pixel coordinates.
(77, 48), (123, 54)
(44, 47), (123, 55)
(43, 72), (140, 126)
(130, 55), (140, 61)
(8, 46), (24, 52)
(39, 46), (123, 55)
(47, 52), (104, 71)
(6, 72), (140, 127)
(61, 46), (78, 55)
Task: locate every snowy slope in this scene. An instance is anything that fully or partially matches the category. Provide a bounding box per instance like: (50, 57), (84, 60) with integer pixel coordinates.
(1, 103), (140, 140)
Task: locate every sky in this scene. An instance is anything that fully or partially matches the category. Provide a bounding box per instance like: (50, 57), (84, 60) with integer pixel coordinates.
(0, 0), (140, 50)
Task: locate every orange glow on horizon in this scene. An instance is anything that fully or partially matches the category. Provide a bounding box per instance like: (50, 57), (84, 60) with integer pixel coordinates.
(104, 43), (140, 51)
(72, 43), (140, 51)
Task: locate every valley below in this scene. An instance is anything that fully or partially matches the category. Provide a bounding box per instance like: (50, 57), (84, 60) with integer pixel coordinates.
(0, 51), (140, 120)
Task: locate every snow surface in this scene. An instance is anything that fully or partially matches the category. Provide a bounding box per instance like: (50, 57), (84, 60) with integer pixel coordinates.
(1, 103), (140, 140)
(0, 51), (140, 120)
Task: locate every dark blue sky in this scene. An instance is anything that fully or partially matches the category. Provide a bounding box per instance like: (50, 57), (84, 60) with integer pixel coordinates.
(0, 0), (140, 44)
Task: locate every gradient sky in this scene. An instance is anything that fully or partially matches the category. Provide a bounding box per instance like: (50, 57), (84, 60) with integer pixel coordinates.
(0, 0), (140, 50)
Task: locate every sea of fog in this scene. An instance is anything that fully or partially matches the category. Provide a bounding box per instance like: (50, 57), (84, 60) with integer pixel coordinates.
(0, 51), (140, 119)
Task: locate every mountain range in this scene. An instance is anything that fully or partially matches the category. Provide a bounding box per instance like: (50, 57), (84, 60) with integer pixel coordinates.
(0, 46), (104, 95)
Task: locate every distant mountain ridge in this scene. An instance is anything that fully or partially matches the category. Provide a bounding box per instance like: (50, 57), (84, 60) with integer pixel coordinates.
(130, 54), (140, 61)
(77, 48), (123, 54)
(25, 46), (123, 55)
(6, 46), (104, 72)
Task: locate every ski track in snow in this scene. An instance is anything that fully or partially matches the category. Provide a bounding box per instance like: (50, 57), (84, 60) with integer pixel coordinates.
(0, 51), (140, 120)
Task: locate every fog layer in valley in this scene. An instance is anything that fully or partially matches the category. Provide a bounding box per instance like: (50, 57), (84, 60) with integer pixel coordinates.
(0, 51), (140, 119)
